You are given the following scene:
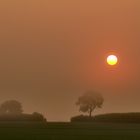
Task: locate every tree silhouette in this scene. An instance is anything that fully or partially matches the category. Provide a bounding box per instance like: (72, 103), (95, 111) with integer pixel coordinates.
(76, 91), (104, 117)
(0, 100), (23, 115)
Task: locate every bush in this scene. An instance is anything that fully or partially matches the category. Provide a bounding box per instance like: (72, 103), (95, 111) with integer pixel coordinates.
(71, 113), (140, 123)
(0, 113), (47, 122)
(94, 113), (140, 123)
(71, 115), (94, 122)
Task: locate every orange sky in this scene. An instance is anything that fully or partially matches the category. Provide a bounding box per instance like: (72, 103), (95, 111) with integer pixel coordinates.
(0, 0), (140, 121)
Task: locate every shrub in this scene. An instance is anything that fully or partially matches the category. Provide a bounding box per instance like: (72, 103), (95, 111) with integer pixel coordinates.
(71, 113), (140, 123)
(0, 113), (47, 122)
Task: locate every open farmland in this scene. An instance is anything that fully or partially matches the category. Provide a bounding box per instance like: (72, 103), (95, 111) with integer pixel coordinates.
(0, 122), (140, 140)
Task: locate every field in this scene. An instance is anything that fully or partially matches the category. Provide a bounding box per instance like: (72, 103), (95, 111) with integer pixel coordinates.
(0, 122), (140, 140)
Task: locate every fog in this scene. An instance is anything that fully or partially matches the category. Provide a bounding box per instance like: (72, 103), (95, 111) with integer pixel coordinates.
(0, 0), (140, 121)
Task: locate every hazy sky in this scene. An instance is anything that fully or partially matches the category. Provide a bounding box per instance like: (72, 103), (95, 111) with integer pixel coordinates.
(0, 0), (140, 121)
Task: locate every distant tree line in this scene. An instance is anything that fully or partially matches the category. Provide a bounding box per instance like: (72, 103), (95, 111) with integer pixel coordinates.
(0, 91), (104, 122)
(93, 113), (140, 123)
(71, 113), (140, 123)
(0, 100), (46, 122)
(1, 91), (140, 123)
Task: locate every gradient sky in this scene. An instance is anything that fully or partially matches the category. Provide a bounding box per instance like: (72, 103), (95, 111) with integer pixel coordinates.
(0, 0), (140, 121)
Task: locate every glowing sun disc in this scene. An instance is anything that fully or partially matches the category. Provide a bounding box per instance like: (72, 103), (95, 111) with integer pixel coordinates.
(107, 55), (118, 65)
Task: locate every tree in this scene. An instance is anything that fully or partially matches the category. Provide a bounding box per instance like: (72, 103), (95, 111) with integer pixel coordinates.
(76, 91), (104, 117)
(0, 100), (23, 115)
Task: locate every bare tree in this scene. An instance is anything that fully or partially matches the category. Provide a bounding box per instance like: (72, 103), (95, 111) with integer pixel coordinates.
(0, 100), (23, 115)
(76, 91), (104, 117)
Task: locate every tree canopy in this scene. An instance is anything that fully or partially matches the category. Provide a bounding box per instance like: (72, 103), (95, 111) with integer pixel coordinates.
(0, 100), (23, 115)
(76, 91), (104, 117)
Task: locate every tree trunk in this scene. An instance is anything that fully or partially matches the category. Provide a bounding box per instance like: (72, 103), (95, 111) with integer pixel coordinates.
(89, 109), (92, 117)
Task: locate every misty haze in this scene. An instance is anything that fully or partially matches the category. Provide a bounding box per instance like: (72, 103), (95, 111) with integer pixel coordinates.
(0, 0), (140, 139)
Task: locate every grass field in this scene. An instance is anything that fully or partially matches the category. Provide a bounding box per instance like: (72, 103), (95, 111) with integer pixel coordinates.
(0, 122), (140, 140)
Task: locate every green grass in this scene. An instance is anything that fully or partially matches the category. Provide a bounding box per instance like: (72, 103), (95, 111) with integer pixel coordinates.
(0, 122), (140, 139)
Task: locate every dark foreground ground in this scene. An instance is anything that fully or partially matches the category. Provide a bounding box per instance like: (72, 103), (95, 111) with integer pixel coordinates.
(0, 122), (140, 140)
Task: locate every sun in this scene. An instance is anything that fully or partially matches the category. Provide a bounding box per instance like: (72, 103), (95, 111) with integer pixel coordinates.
(107, 55), (118, 66)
